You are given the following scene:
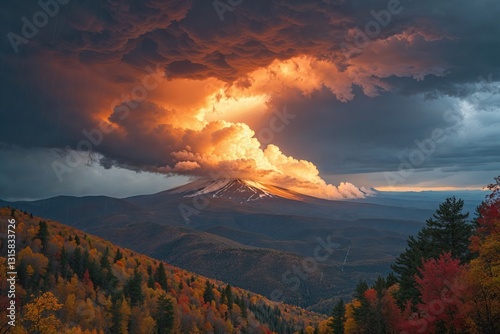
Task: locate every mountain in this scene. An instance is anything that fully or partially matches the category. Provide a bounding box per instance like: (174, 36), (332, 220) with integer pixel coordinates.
(0, 208), (327, 333)
(3, 179), (482, 312)
(168, 178), (307, 202)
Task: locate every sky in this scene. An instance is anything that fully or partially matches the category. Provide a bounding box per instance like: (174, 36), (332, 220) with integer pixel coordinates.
(0, 0), (499, 201)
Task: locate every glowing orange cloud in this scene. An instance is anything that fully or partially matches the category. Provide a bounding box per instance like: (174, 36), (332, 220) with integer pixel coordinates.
(98, 43), (448, 200)
(156, 120), (365, 200)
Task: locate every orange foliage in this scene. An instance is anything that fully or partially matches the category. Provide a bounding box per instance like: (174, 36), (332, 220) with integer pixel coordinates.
(0, 207), (326, 334)
(364, 288), (377, 304)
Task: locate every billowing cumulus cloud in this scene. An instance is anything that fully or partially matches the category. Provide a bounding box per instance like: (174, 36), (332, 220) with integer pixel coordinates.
(103, 103), (366, 199)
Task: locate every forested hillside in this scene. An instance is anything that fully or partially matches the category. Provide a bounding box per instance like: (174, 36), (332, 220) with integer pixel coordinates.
(327, 177), (500, 334)
(0, 208), (327, 334)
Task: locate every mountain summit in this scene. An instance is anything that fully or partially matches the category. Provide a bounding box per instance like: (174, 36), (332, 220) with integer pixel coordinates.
(168, 178), (305, 202)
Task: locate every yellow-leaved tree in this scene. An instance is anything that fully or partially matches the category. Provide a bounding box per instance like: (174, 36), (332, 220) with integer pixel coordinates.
(343, 300), (359, 334)
(23, 292), (63, 334)
(465, 177), (500, 333)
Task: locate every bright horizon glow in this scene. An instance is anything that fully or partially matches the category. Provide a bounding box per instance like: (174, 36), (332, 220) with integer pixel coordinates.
(375, 186), (488, 192)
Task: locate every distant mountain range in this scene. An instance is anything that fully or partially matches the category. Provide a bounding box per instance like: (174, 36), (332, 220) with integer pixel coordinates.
(0, 178), (486, 312)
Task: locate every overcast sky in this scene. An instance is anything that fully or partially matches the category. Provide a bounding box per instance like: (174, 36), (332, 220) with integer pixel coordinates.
(1, 0), (499, 200)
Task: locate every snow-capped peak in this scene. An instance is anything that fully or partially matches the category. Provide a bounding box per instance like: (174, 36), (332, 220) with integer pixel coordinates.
(168, 178), (303, 202)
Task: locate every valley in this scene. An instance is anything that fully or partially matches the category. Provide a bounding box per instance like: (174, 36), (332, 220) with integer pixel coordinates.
(0, 179), (485, 312)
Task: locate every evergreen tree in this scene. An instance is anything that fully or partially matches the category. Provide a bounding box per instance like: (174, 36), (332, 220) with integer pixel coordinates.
(330, 299), (346, 334)
(236, 296), (248, 318)
(88, 259), (104, 288)
(104, 269), (119, 294)
(426, 196), (473, 262)
(17, 260), (29, 290)
(392, 197), (473, 306)
(100, 246), (111, 270)
(155, 262), (168, 291)
(111, 295), (125, 334)
(114, 248), (123, 262)
(34, 220), (49, 254)
(352, 281), (371, 332)
(220, 291), (227, 305)
(42, 259), (54, 291)
(203, 280), (215, 303)
(82, 249), (90, 278)
(71, 247), (83, 277)
(147, 265), (156, 289)
(124, 268), (144, 307)
(224, 284), (233, 309)
(155, 294), (175, 334)
(59, 247), (69, 279)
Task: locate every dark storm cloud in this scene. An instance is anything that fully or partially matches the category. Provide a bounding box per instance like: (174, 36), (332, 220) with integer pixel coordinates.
(380, 0), (500, 97)
(0, 145), (187, 201)
(260, 87), (500, 175)
(0, 0), (499, 191)
(3, 0), (499, 80)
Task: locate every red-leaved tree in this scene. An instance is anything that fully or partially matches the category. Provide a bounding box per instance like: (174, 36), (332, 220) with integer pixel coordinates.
(400, 253), (469, 333)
